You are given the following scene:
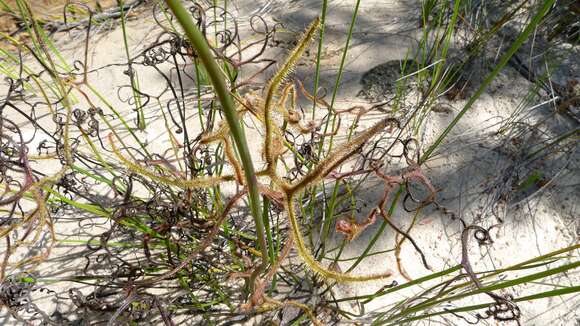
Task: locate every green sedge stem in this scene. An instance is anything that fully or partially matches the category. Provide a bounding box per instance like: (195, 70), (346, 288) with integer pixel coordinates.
(164, 0), (268, 279)
(310, 0), (328, 120)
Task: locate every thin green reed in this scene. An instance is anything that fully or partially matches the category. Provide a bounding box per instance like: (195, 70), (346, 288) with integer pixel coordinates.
(308, 0), (362, 260)
(310, 0), (328, 120)
(119, 0), (146, 130)
(164, 0), (269, 292)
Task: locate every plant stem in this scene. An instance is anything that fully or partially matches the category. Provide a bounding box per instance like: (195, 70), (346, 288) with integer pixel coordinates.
(310, 0), (328, 120)
(164, 0), (268, 278)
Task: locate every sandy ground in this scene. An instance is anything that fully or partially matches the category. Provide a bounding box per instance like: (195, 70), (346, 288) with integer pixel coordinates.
(0, 0), (578, 325)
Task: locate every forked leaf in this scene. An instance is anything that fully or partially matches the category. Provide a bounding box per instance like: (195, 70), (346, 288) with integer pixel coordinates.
(264, 17), (321, 168)
(287, 118), (396, 195)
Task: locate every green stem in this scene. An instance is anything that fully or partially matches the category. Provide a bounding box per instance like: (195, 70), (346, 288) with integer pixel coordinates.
(164, 0), (268, 281)
(119, 0), (145, 130)
(310, 0), (328, 119)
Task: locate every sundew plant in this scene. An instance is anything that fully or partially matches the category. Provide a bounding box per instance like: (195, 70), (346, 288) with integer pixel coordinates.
(0, 0), (578, 325)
